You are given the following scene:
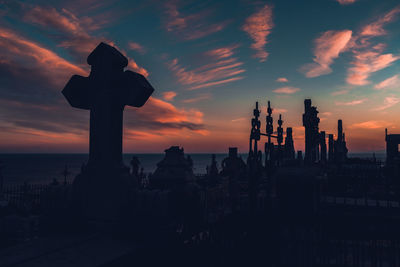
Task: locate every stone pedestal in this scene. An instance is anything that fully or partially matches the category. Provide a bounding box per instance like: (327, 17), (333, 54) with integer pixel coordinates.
(71, 164), (136, 223)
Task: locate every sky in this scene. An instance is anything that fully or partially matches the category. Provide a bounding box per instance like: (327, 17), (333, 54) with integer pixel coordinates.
(0, 0), (400, 153)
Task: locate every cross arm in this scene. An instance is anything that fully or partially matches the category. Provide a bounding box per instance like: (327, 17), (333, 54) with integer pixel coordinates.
(62, 75), (91, 110)
(122, 70), (154, 108)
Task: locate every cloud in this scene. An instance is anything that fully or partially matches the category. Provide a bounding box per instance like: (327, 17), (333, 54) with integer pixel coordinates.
(0, 27), (87, 88)
(23, 5), (149, 77)
(374, 74), (400, 90)
(272, 86), (300, 94)
(128, 42), (146, 54)
(231, 117), (246, 122)
(242, 4), (273, 62)
(162, 91), (177, 101)
(335, 98), (367, 106)
(302, 30), (352, 77)
(360, 6), (400, 37)
(346, 6), (400, 86)
(182, 93), (212, 103)
(164, 0), (228, 40)
(337, 0), (356, 5)
(276, 77), (288, 83)
(347, 50), (400, 85)
(350, 120), (393, 129)
(331, 89), (349, 96)
(373, 96), (400, 111)
(168, 45), (245, 90)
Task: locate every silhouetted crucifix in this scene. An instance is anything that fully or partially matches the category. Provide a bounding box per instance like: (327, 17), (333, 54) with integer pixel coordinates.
(62, 42), (154, 169)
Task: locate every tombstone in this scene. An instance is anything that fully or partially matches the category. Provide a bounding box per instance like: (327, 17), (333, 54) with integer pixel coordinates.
(62, 42), (154, 221)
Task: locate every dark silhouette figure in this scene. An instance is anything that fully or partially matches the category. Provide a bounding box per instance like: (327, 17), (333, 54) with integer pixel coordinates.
(284, 127), (295, 160)
(303, 99), (320, 164)
(62, 42), (154, 169)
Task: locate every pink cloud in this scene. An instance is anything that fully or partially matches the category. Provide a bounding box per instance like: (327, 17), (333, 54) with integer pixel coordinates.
(373, 96), (400, 111)
(375, 74), (400, 89)
(302, 30), (352, 77)
(242, 4), (273, 62)
(164, 1), (228, 40)
(337, 0), (356, 5)
(168, 45), (245, 90)
(347, 50), (399, 85)
(360, 6), (400, 37)
(162, 91), (177, 101)
(182, 93), (212, 103)
(128, 42), (146, 54)
(276, 77), (288, 83)
(335, 98), (367, 106)
(272, 86), (300, 94)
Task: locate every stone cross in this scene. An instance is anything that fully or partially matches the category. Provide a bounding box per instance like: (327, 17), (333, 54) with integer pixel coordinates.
(62, 42), (154, 169)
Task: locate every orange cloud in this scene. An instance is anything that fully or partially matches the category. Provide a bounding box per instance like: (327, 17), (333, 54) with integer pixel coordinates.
(162, 91), (177, 101)
(374, 74), (400, 90)
(350, 120), (393, 129)
(273, 86), (300, 94)
(302, 30), (352, 77)
(242, 4), (273, 62)
(0, 27), (87, 86)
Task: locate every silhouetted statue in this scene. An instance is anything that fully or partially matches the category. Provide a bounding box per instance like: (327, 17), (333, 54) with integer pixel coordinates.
(328, 134), (334, 163)
(61, 165), (70, 185)
(303, 99), (320, 164)
(207, 154), (219, 177)
(284, 127), (295, 160)
(130, 156), (140, 177)
(63, 42), (154, 169)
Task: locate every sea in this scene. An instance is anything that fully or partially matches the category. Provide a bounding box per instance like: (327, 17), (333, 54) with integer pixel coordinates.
(0, 152), (385, 186)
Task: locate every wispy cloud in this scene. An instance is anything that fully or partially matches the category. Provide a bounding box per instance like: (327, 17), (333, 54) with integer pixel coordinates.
(182, 93), (212, 103)
(23, 5), (149, 77)
(128, 41), (146, 54)
(302, 30), (352, 77)
(373, 96), (400, 111)
(242, 4), (273, 62)
(347, 49), (399, 85)
(162, 91), (177, 101)
(331, 89), (349, 96)
(273, 86), (300, 94)
(335, 98), (367, 106)
(375, 74), (400, 90)
(276, 77), (288, 83)
(337, 0), (357, 5)
(164, 0), (228, 40)
(350, 120), (393, 129)
(360, 6), (400, 37)
(0, 27), (87, 87)
(346, 6), (400, 85)
(168, 45), (245, 90)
